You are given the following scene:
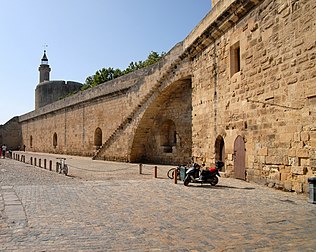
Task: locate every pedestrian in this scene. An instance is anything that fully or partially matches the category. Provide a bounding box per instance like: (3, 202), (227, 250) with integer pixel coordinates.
(2, 144), (7, 158)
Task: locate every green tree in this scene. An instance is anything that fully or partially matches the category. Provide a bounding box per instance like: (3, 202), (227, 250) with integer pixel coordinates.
(82, 51), (165, 91)
(144, 51), (163, 66)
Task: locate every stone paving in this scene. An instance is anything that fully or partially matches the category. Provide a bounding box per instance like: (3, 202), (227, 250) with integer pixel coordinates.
(0, 152), (315, 251)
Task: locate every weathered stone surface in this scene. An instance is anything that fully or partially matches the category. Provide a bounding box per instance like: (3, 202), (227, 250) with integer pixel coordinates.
(291, 166), (307, 175)
(283, 181), (293, 191)
(0, 0), (315, 192)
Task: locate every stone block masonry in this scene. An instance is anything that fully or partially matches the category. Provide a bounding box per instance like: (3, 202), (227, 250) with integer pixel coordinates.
(1, 0), (315, 193)
(189, 0), (316, 192)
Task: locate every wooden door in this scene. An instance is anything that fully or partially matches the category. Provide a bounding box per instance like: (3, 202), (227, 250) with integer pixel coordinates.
(234, 135), (246, 180)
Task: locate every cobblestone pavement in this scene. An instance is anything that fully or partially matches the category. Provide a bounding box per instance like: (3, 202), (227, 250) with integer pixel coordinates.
(0, 152), (315, 251)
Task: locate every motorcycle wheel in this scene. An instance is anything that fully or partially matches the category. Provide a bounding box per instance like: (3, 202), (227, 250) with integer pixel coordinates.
(183, 175), (191, 186)
(210, 176), (218, 186)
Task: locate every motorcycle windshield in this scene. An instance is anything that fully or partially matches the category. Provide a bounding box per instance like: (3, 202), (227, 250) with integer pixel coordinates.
(186, 167), (195, 174)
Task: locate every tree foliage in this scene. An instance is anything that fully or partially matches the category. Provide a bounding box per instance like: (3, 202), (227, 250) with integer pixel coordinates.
(81, 51), (165, 91)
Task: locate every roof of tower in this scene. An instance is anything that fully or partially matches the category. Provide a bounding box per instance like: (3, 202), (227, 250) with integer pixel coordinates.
(41, 50), (48, 64)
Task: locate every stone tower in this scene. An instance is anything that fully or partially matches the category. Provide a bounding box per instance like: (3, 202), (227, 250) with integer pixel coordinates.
(35, 50), (83, 110)
(38, 50), (51, 83)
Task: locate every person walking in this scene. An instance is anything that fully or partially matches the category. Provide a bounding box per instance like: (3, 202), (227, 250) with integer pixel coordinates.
(2, 144), (7, 158)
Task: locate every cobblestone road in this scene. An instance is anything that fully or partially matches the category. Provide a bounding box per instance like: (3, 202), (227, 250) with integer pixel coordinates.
(0, 152), (315, 251)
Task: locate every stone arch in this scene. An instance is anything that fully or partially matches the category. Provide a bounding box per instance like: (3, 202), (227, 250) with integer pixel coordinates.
(53, 133), (57, 148)
(215, 135), (225, 171)
(94, 127), (102, 147)
(129, 77), (192, 164)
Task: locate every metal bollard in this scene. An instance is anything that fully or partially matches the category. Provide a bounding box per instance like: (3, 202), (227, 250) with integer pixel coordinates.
(139, 163), (143, 174)
(308, 177), (316, 204)
(154, 166), (158, 178)
(174, 168), (178, 184)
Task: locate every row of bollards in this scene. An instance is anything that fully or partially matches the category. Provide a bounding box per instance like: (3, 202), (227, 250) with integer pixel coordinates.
(139, 163), (178, 184)
(12, 153), (60, 173)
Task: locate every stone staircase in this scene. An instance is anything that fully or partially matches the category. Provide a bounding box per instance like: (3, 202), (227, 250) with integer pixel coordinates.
(92, 56), (183, 160)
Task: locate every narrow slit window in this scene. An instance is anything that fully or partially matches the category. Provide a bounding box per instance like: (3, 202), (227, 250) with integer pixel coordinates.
(230, 41), (240, 76)
(53, 133), (57, 148)
(30, 135), (33, 148)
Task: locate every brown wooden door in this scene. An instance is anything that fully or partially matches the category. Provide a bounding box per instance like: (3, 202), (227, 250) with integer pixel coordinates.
(234, 135), (246, 180)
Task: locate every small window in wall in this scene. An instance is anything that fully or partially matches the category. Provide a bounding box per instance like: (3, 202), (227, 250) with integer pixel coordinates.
(30, 135), (33, 148)
(53, 133), (57, 148)
(160, 120), (176, 153)
(94, 127), (102, 147)
(230, 41), (240, 76)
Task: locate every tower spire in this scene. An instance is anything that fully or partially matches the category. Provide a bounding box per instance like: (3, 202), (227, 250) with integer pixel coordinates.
(38, 50), (51, 83)
(41, 50), (48, 65)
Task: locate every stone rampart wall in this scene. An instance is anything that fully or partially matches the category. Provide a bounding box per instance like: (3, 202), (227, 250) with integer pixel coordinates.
(19, 42), (188, 161)
(191, 0), (316, 192)
(10, 0), (316, 193)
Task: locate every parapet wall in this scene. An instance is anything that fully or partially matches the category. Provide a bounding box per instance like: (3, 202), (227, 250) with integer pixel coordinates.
(22, 42), (184, 123)
(18, 42), (189, 162)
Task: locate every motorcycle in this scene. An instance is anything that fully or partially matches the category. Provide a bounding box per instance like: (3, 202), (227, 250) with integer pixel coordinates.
(183, 161), (224, 186)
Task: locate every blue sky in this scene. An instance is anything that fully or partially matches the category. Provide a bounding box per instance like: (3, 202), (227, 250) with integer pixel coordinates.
(0, 0), (210, 124)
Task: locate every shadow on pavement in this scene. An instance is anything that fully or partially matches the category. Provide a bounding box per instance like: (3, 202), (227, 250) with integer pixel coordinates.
(185, 184), (256, 190)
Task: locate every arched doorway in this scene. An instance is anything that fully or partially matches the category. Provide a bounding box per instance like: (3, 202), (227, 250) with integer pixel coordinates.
(234, 135), (246, 180)
(160, 120), (176, 153)
(215, 135), (225, 171)
(30, 135), (33, 148)
(94, 127), (102, 148)
(53, 133), (57, 148)
(129, 77), (192, 164)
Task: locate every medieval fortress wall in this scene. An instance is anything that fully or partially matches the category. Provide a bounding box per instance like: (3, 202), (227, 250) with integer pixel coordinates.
(189, 0), (316, 192)
(1, 0), (315, 193)
(19, 42), (191, 162)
